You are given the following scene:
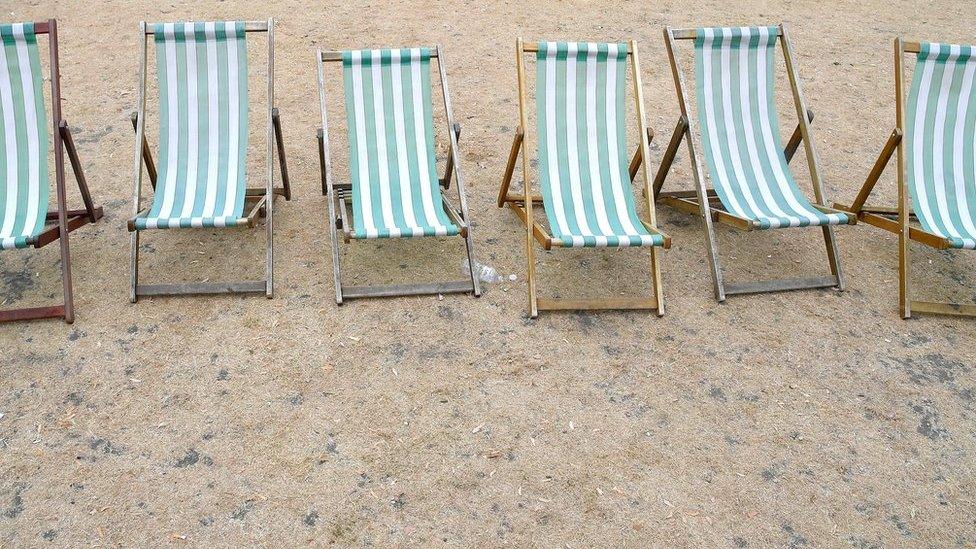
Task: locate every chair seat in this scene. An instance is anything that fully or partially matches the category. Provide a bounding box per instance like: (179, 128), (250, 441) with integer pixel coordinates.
(0, 23), (49, 252)
(747, 209), (849, 230)
(342, 48), (461, 242)
(906, 43), (976, 252)
(552, 232), (663, 248)
(132, 215), (247, 230)
(0, 235), (33, 250)
(351, 220), (460, 239)
(535, 42), (665, 251)
(139, 22), (250, 234)
(946, 235), (976, 250)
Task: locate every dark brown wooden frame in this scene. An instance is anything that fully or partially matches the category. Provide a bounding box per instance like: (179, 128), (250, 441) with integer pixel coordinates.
(316, 46), (481, 304)
(654, 25), (852, 302)
(127, 19), (290, 302)
(836, 38), (976, 318)
(0, 19), (104, 324)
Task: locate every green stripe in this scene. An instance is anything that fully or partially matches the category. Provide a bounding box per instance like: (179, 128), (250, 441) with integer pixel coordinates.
(6, 31), (29, 238)
(232, 21), (248, 217)
(213, 23), (230, 215)
(0, 29), (12, 237)
(190, 23), (209, 217)
(400, 51), (424, 228)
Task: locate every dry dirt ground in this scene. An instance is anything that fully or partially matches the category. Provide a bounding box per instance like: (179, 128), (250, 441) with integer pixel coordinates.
(1, 0), (975, 547)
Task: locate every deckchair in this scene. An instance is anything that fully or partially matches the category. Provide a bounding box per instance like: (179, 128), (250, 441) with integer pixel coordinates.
(655, 25), (853, 302)
(0, 20), (103, 323)
(837, 39), (976, 318)
(497, 39), (670, 318)
(316, 46), (480, 303)
(128, 20), (290, 301)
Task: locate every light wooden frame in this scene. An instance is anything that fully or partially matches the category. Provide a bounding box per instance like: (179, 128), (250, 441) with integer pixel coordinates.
(497, 38), (671, 319)
(0, 19), (104, 324)
(655, 24), (852, 302)
(836, 38), (976, 318)
(316, 45), (481, 304)
(127, 19), (291, 302)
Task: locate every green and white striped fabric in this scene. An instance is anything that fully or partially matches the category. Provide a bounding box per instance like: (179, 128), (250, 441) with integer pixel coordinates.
(694, 26), (849, 230)
(341, 48), (458, 239)
(535, 41), (662, 248)
(906, 42), (976, 250)
(134, 21), (249, 230)
(0, 23), (49, 250)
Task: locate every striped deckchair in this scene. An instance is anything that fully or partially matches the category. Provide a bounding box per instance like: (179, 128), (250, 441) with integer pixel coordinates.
(838, 39), (976, 318)
(0, 20), (103, 324)
(316, 46), (480, 303)
(654, 25), (852, 302)
(128, 19), (291, 302)
(498, 39), (670, 318)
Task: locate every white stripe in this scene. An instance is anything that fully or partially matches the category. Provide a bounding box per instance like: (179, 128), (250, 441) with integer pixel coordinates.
(563, 42), (595, 239)
(202, 22), (220, 217)
(0, 35), (20, 237)
(370, 49), (398, 236)
(753, 27), (822, 225)
(222, 22), (241, 218)
(157, 24), (180, 220)
(350, 51), (377, 237)
(179, 23), (199, 217)
(13, 25), (43, 237)
(701, 29), (747, 219)
(602, 43), (643, 237)
(930, 45), (963, 238)
(911, 44), (941, 233)
(410, 48), (445, 234)
(542, 43), (575, 242)
(951, 56), (976, 238)
(389, 49), (421, 236)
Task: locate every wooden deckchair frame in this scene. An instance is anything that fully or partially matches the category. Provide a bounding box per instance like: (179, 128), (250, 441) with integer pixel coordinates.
(655, 25), (851, 302)
(836, 38), (976, 318)
(316, 45), (481, 304)
(497, 38), (671, 318)
(128, 19), (291, 302)
(0, 19), (104, 324)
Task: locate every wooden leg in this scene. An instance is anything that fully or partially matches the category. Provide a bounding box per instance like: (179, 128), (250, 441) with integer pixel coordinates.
(130, 111), (158, 189)
(59, 121), (98, 223)
(650, 247), (664, 316)
(843, 129), (902, 215)
(652, 116), (688, 199)
(0, 305), (67, 323)
(317, 129), (328, 196)
(899, 227), (911, 319)
(441, 123), (461, 190)
(784, 108), (814, 163)
(272, 108), (291, 201)
(821, 225), (845, 290)
(320, 132), (343, 304)
(498, 127), (524, 207)
(628, 127), (654, 183)
(129, 231), (139, 303)
(265, 179), (274, 299)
